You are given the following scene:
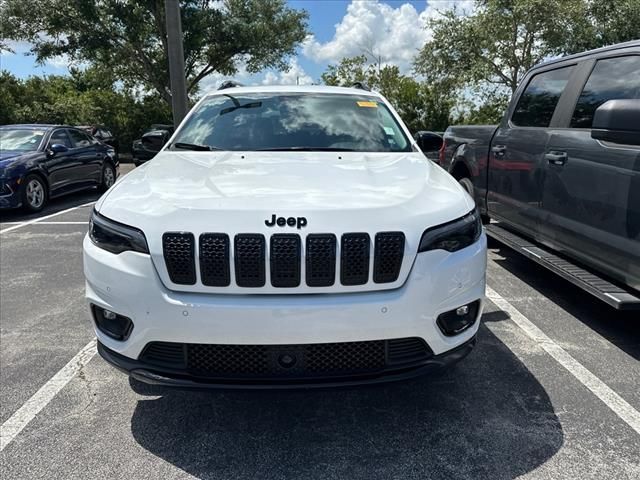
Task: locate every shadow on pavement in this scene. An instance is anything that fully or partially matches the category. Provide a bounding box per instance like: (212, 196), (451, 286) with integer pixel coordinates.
(489, 240), (640, 361)
(0, 189), (101, 223)
(129, 324), (563, 479)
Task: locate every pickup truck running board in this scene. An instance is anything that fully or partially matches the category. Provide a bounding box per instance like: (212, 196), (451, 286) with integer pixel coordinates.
(485, 224), (640, 311)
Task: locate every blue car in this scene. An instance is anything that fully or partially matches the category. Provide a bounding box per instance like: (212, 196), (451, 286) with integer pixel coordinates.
(0, 124), (119, 212)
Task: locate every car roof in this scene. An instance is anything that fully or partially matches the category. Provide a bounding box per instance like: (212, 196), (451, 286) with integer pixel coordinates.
(536, 40), (640, 69)
(203, 84), (383, 99)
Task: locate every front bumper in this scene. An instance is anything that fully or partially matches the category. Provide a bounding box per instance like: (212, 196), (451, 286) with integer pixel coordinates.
(0, 179), (21, 209)
(84, 233), (487, 386)
(98, 335), (477, 389)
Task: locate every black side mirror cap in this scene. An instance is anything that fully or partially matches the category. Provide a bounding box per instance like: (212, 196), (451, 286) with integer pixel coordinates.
(141, 130), (169, 152)
(48, 144), (69, 156)
(591, 99), (640, 146)
(414, 131), (444, 153)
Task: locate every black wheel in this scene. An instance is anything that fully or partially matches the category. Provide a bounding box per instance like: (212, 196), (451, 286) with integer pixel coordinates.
(21, 174), (47, 212)
(99, 162), (116, 192)
(458, 177), (474, 197)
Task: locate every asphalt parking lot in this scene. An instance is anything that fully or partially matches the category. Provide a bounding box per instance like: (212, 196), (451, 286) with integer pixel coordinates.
(1, 163), (638, 479)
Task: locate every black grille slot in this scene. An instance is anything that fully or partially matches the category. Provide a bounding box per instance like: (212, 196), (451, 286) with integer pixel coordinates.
(270, 234), (301, 287)
(305, 341), (385, 373)
(163, 233), (196, 285)
(374, 232), (405, 283)
(140, 337), (431, 379)
(234, 234), (266, 287)
(140, 342), (186, 368)
(306, 234), (337, 287)
(340, 233), (370, 285)
(387, 337), (432, 365)
(199, 233), (230, 286)
(188, 344), (268, 375)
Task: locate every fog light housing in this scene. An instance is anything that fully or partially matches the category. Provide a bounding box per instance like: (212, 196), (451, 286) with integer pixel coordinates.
(437, 300), (480, 336)
(91, 305), (134, 341)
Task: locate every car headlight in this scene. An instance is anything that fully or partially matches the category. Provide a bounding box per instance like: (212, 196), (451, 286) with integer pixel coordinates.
(418, 209), (482, 253)
(89, 210), (149, 254)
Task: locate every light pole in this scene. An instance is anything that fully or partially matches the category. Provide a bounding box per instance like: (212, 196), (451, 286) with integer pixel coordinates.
(165, 0), (189, 127)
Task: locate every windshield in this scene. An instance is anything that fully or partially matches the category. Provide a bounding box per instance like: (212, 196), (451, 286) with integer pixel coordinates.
(0, 128), (45, 152)
(171, 93), (411, 152)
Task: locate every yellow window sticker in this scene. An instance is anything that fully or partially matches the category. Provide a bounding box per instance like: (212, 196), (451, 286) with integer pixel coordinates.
(357, 101), (377, 108)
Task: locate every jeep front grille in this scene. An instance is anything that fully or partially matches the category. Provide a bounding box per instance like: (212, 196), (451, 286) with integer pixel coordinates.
(162, 231), (405, 288)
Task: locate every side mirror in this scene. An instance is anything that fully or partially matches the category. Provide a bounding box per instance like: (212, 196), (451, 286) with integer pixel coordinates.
(414, 131), (443, 153)
(48, 144), (69, 156)
(591, 99), (640, 146)
(141, 130), (169, 152)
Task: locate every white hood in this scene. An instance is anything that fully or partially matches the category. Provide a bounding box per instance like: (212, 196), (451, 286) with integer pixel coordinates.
(97, 151), (474, 293)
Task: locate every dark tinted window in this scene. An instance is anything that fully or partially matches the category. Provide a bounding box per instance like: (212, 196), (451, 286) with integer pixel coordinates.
(511, 66), (573, 127)
(68, 129), (94, 148)
(172, 93), (411, 152)
(50, 129), (72, 148)
(571, 56), (640, 128)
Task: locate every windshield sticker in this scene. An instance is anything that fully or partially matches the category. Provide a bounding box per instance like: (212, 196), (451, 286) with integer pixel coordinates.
(357, 101), (377, 108)
(383, 127), (395, 136)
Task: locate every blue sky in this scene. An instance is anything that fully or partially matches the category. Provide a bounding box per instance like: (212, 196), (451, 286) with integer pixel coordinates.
(0, 1), (472, 89)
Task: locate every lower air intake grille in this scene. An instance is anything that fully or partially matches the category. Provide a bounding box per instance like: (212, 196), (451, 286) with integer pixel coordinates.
(163, 233), (196, 285)
(199, 233), (230, 286)
(234, 234), (266, 287)
(340, 233), (371, 285)
(374, 232), (405, 283)
(139, 337), (433, 379)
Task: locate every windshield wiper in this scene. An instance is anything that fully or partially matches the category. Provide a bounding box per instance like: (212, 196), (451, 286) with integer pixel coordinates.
(172, 142), (221, 151)
(255, 147), (355, 152)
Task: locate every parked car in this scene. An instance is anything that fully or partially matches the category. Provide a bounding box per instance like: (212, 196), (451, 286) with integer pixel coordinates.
(78, 125), (119, 160)
(84, 84), (486, 389)
(132, 124), (174, 165)
(440, 40), (640, 309)
(0, 124), (119, 212)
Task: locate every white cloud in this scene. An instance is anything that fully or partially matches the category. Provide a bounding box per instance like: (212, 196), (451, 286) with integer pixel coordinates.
(261, 58), (313, 86)
(302, 0), (475, 73)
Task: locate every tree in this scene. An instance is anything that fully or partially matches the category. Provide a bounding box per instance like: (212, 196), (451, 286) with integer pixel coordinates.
(0, 0), (309, 105)
(321, 56), (454, 132)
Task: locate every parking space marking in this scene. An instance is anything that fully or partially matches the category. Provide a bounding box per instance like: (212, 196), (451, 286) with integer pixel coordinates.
(0, 202), (95, 234)
(486, 285), (640, 436)
(0, 340), (97, 452)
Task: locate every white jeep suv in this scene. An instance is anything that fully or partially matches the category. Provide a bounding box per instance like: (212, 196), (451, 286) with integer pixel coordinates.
(83, 85), (487, 388)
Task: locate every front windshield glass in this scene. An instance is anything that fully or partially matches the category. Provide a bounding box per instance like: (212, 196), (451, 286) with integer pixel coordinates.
(171, 93), (411, 152)
(0, 128), (45, 152)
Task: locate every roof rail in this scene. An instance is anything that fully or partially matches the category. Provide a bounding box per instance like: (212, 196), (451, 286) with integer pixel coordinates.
(218, 80), (244, 90)
(351, 81), (370, 91)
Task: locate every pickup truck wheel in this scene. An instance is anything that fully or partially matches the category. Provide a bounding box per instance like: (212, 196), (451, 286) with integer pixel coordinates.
(458, 177), (474, 197)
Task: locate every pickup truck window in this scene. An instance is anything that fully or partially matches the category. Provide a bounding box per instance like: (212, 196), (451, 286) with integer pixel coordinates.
(511, 66), (573, 128)
(570, 55), (640, 128)
(171, 93), (412, 152)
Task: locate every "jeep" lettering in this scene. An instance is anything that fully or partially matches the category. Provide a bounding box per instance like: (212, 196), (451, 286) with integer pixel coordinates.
(265, 214), (307, 229)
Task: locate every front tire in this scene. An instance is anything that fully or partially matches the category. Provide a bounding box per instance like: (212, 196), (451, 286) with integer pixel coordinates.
(99, 163), (116, 192)
(22, 174), (47, 212)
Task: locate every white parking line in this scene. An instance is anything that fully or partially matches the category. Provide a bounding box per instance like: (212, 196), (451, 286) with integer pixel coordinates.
(0, 202), (95, 234)
(486, 285), (640, 436)
(0, 340), (97, 452)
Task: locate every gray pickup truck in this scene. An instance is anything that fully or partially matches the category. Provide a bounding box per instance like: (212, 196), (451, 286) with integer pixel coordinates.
(439, 40), (640, 309)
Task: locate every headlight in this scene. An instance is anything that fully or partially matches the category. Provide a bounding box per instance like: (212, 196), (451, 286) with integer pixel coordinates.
(89, 210), (149, 254)
(418, 209), (482, 253)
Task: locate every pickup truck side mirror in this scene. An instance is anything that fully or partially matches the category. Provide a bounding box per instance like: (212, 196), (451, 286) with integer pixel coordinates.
(591, 99), (640, 146)
(141, 130), (170, 152)
(414, 131), (443, 153)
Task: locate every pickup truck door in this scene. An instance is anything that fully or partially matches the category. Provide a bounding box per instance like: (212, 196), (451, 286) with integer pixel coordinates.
(541, 54), (640, 290)
(488, 65), (575, 240)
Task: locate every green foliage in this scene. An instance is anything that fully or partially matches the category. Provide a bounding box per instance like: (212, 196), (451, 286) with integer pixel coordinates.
(321, 56), (454, 132)
(0, 0), (309, 104)
(0, 69), (171, 152)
